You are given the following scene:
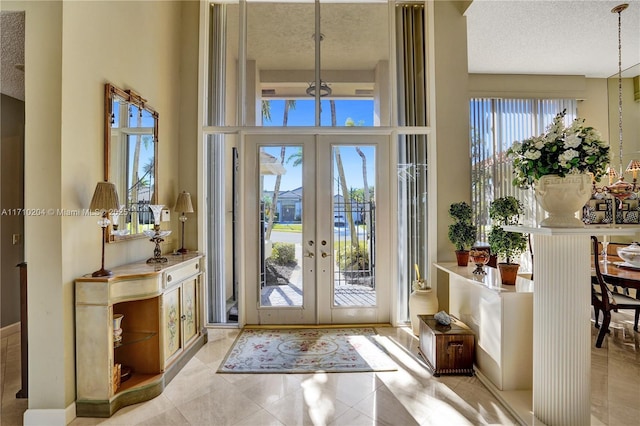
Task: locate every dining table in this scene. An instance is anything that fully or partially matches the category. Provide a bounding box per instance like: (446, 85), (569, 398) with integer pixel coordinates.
(593, 253), (640, 294)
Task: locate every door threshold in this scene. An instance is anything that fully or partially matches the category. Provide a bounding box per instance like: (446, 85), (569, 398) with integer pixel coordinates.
(244, 323), (392, 329)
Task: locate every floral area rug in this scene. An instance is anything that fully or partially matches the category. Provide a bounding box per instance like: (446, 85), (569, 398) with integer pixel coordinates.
(218, 328), (397, 373)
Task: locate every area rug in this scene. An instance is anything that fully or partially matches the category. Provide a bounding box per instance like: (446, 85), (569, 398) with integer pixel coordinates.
(218, 327), (397, 373)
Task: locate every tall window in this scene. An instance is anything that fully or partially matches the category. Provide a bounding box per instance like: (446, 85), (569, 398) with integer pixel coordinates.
(470, 98), (577, 240)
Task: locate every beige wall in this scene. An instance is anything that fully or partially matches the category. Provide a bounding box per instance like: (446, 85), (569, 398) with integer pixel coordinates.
(2, 0), (199, 420)
(607, 77), (640, 174)
(433, 0), (470, 309)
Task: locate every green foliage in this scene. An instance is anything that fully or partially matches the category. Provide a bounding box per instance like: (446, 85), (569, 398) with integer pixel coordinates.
(336, 242), (369, 270)
(489, 196), (523, 226)
(488, 196), (527, 264)
(448, 222), (477, 251)
(448, 202), (477, 251)
(270, 242), (296, 265)
(449, 202), (473, 222)
(507, 110), (610, 189)
(488, 226), (528, 265)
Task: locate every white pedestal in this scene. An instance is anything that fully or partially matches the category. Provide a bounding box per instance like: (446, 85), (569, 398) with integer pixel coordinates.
(504, 226), (639, 425)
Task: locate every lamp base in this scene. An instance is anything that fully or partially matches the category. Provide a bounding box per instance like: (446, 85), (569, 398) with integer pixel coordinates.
(146, 256), (168, 264)
(177, 247), (189, 254)
(92, 268), (112, 277)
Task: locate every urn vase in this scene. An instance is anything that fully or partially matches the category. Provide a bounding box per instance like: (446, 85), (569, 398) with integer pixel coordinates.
(409, 289), (439, 335)
(534, 174), (591, 228)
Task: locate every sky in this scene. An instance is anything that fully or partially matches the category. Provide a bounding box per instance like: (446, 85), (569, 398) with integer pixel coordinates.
(261, 99), (376, 193)
(263, 99), (374, 127)
(262, 145), (376, 194)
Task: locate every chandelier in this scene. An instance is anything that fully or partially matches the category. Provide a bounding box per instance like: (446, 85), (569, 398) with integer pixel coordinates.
(306, 80), (332, 97)
(604, 3), (637, 205)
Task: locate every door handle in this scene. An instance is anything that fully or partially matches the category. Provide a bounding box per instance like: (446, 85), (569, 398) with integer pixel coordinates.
(305, 252), (315, 258)
(321, 252), (332, 258)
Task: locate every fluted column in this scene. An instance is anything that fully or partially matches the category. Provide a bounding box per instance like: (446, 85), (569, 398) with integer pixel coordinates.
(504, 226), (638, 425)
(532, 233), (590, 425)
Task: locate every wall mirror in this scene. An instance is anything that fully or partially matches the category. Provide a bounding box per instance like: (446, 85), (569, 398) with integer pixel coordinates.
(104, 82), (159, 242)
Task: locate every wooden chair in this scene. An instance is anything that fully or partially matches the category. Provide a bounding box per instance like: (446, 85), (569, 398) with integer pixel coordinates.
(591, 236), (640, 348)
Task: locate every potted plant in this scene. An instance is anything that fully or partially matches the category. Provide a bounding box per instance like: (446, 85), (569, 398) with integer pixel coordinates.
(507, 109), (610, 227)
(488, 196), (528, 285)
(448, 202), (477, 266)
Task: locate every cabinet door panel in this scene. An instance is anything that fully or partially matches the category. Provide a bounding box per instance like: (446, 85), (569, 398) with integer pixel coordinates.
(163, 287), (181, 363)
(182, 278), (198, 346)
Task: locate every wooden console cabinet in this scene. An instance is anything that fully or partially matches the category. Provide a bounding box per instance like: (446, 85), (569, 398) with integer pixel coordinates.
(75, 253), (206, 417)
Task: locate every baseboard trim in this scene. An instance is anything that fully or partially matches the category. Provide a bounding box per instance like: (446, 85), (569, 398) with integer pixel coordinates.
(24, 408), (66, 426)
(474, 368), (539, 426)
(0, 322), (20, 338)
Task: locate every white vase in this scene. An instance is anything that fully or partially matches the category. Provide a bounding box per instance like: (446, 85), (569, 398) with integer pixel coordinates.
(113, 314), (124, 344)
(409, 289), (439, 335)
(535, 174), (591, 228)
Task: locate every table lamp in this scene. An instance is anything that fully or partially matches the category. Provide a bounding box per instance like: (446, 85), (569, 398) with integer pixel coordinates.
(90, 181), (120, 277)
(174, 191), (194, 254)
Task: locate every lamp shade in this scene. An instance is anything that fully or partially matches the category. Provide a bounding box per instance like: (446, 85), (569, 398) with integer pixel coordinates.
(174, 191), (194, 213)
(626, 160), (640, 173)
(90, 181), (120, 212)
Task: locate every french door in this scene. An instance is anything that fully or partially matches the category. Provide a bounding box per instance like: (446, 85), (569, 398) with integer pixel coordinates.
(244, 134), (390, 324)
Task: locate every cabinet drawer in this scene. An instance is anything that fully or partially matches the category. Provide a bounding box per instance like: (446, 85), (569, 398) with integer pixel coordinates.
(164, 259), (200, 288)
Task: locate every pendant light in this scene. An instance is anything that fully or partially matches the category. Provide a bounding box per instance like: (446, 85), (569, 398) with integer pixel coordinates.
(605, 3), (635, 206)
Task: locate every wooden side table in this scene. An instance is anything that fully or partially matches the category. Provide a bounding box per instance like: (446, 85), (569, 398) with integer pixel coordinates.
(418, 314), (475, 376)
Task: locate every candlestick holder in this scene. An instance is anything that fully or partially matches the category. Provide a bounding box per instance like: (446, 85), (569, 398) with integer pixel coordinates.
(144, 205), (171, 264)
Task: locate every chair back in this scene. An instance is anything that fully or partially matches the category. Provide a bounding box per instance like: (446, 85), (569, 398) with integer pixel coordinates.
(591, 235), (614, 311)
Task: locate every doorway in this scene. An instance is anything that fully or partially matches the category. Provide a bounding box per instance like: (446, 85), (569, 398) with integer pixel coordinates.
(244, 134), (390, 325)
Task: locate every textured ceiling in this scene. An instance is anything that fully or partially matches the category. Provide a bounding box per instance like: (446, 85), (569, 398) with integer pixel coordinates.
(3, 1), (638, 103)
(246, 2), (389, 71)
(466, 0), (640, 78)
(1, 11), (25, 101)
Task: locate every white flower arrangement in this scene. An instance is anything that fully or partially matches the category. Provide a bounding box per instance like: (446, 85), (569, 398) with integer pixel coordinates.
(507, 110), (610, 189)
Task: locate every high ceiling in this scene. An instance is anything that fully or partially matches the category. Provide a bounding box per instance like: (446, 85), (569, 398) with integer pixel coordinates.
(3, 1), (639, 103)
(465, 0), (640, 78)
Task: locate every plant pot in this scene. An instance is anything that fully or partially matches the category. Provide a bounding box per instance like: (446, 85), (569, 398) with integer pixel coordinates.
(409, 289), (439, 335)
(455, 250), (469, 266)
(535, 174), (591, 228)
(497, 263), (520, 285)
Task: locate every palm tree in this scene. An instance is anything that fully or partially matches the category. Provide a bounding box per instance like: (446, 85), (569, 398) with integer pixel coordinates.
(287, 147), (302, 167)
(265, 100), (296, 240)
(345, 117), (371, 228)
(330, 100), (357, 244)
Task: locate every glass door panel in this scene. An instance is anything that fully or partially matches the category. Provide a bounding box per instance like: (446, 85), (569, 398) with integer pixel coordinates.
(331, 145), (376, 307)
(259, 145), (304, 307)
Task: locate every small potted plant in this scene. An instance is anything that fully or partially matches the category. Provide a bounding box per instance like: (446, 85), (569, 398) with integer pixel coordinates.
(448, 202), (477, 266)
(488, 196), (528, 285)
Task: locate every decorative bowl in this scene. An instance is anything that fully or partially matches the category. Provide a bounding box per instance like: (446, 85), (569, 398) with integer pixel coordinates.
(616, 242), (640, 266)
(469, 249), (490, 274)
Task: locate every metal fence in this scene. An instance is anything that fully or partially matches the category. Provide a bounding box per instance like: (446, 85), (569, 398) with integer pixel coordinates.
(333, 201), (376, 289)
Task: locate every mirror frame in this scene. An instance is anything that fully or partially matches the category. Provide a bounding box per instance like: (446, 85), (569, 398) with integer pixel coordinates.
(104, 82), (159, 242)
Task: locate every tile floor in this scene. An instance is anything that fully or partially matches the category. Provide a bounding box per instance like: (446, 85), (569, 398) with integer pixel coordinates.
(1, 311), (639, 426)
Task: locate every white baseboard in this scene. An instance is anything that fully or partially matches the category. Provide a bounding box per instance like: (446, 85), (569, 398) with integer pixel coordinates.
(22, 403), (75, 426)
(24, 408), (66, 426)
(0, 322), (20, 338)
